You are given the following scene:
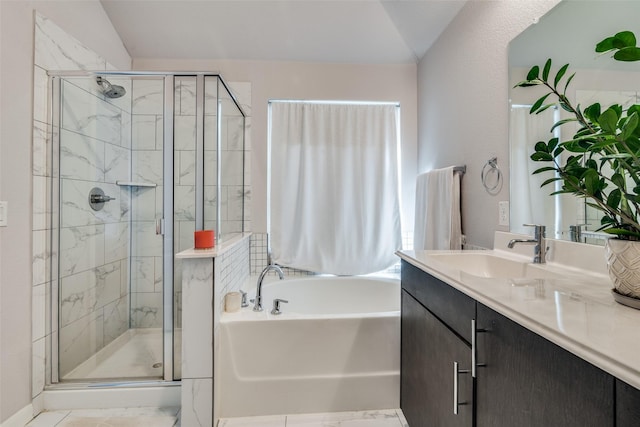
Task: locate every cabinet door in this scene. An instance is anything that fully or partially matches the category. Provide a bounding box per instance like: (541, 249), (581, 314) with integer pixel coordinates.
(617, 379), (640, 426)
(401, 290), (472, 427)
(476, 303), (613, 427)
(401, 260), (475, 342)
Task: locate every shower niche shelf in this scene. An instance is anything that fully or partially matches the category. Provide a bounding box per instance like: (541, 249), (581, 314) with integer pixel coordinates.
(116, 181), (157, 188)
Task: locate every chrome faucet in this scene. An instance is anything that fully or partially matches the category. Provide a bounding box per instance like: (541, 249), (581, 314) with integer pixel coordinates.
(569, 224), (587, 243)
(253, 264), (285, 312)
(270, 298), (289, 315)
(508, 224), (547, 264)
(239, 290), (249, 308)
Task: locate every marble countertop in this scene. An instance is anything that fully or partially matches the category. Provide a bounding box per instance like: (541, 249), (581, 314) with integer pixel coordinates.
(176, 233), (251, 259)
(398, 244), (640, 389)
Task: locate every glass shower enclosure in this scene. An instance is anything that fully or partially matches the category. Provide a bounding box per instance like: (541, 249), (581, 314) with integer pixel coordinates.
(47, 72), (246, 383)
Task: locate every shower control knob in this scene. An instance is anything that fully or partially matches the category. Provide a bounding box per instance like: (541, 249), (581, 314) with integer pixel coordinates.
(89, 187), (116, 211)
(90, 194), (115, 203)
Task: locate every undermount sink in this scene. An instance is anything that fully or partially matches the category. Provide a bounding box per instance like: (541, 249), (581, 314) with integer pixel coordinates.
(428, 252), (561, 280)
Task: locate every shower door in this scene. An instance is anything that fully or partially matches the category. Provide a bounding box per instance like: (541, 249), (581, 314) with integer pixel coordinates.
(50, 72), (238, 384)
(53, 74), (176, 382)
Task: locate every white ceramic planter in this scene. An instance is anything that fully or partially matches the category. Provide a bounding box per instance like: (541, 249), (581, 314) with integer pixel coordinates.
(605, 238), (640, 299)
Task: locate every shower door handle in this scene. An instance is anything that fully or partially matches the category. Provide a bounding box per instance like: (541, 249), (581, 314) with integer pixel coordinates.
(156, 218), (165, 235)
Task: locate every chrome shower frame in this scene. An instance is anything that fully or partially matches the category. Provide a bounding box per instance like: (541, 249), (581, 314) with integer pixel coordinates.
(46, 70), (246, 387)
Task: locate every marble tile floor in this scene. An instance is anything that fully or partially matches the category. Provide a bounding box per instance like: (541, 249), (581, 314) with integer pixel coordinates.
(25, 407), (181, 427)
(219, 409), (409, 427)
(26, 408), (409, 427)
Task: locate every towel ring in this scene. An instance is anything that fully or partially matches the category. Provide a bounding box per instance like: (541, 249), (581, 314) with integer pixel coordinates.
(481, 157), (503, 195)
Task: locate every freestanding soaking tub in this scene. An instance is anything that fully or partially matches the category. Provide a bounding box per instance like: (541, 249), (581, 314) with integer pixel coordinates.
(218, 276), (400, 417)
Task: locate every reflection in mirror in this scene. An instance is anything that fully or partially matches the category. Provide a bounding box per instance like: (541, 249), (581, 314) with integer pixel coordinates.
(508, 0), (640, 245)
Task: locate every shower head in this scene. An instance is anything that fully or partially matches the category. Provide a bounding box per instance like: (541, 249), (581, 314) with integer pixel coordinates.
(96, 76), (126, 99)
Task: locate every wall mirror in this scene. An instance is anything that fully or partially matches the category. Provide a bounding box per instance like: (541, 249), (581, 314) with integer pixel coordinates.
(508, 0), (640, 244)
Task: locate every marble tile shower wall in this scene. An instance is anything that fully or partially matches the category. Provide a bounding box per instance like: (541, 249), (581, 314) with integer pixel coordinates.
(173, 79), (252, 327)
(216, 82), (252, 239)
(124, 78), (252, 331)
(57, 79), (132, 377)
(32, 13), (126, 396)
(129, 78), (165, 330)
(172, 77), (210, 331)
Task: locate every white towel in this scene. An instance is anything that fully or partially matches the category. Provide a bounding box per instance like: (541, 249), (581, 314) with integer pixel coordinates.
(413, 166), (462, 250)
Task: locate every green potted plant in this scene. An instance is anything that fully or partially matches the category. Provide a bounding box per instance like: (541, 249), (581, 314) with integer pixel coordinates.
(515, 31), (640, 302)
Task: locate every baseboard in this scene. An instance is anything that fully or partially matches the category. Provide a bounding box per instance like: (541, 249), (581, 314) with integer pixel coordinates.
(0, 403), (35, 427)
(43, 384), (181, 410)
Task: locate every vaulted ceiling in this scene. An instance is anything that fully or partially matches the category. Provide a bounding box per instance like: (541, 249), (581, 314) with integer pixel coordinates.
(100, 0), (467, 64)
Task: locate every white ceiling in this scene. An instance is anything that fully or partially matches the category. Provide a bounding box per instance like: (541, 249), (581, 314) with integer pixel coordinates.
(100, 0), (467, 64)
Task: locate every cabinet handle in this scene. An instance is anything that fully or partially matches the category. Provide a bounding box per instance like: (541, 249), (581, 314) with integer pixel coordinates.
(472, 318), (487, 378)
(453, 361), (470, 415)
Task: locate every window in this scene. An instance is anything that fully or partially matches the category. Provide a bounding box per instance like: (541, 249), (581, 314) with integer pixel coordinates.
(268, 100), (402, 275)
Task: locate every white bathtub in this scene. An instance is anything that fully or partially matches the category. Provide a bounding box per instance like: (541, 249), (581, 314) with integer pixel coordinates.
(218, 276), (400, 418)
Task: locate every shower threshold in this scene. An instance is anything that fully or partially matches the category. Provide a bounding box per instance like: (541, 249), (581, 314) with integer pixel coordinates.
(62, 328), (181, 381)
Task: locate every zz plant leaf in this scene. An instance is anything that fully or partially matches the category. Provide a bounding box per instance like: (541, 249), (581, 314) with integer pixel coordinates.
(516, 31), (640, 239)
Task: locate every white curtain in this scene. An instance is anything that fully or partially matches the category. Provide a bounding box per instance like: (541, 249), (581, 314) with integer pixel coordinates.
(509, 106), (557, 234)
(269, 102), (402, 275)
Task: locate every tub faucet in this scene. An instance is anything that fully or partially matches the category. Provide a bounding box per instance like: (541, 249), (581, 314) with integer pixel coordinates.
(240, 290), (249, 308)
(508, 224), (546, 264)
(270, 298), (289, 315)
(253, 264), (285, 312)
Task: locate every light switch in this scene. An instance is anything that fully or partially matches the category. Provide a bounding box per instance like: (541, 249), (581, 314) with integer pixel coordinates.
(0, 201), (7, 227)
(498, 201), (509, 226)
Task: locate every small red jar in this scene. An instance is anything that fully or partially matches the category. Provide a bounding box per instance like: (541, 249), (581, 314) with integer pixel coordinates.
(194, 230), (215, 249)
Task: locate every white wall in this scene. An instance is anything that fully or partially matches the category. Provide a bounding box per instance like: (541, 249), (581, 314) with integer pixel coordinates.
(134, 58), (418, 234)
(0, 1), (130, 422)
(417, 0), (560, 249)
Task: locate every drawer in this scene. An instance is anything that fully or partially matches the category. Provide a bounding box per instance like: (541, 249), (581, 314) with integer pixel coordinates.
(401, 260), (475, 343)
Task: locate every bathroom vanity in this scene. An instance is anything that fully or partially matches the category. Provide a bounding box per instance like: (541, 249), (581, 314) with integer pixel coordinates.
(398, 235), (640, 427)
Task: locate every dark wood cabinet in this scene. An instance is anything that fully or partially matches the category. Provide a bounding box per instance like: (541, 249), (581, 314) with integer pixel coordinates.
(401, 290), (473, 427)
(617, 379), (640, 426)
(400, 261), (474, 427)
(475, 302), (614, 427)
(401, 261), (475, 342)
(401, 259), (640, 427)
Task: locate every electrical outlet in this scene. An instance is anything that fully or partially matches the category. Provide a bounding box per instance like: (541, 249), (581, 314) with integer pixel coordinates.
(498, 201), (509, 226)
(0, 201), (7, 227)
